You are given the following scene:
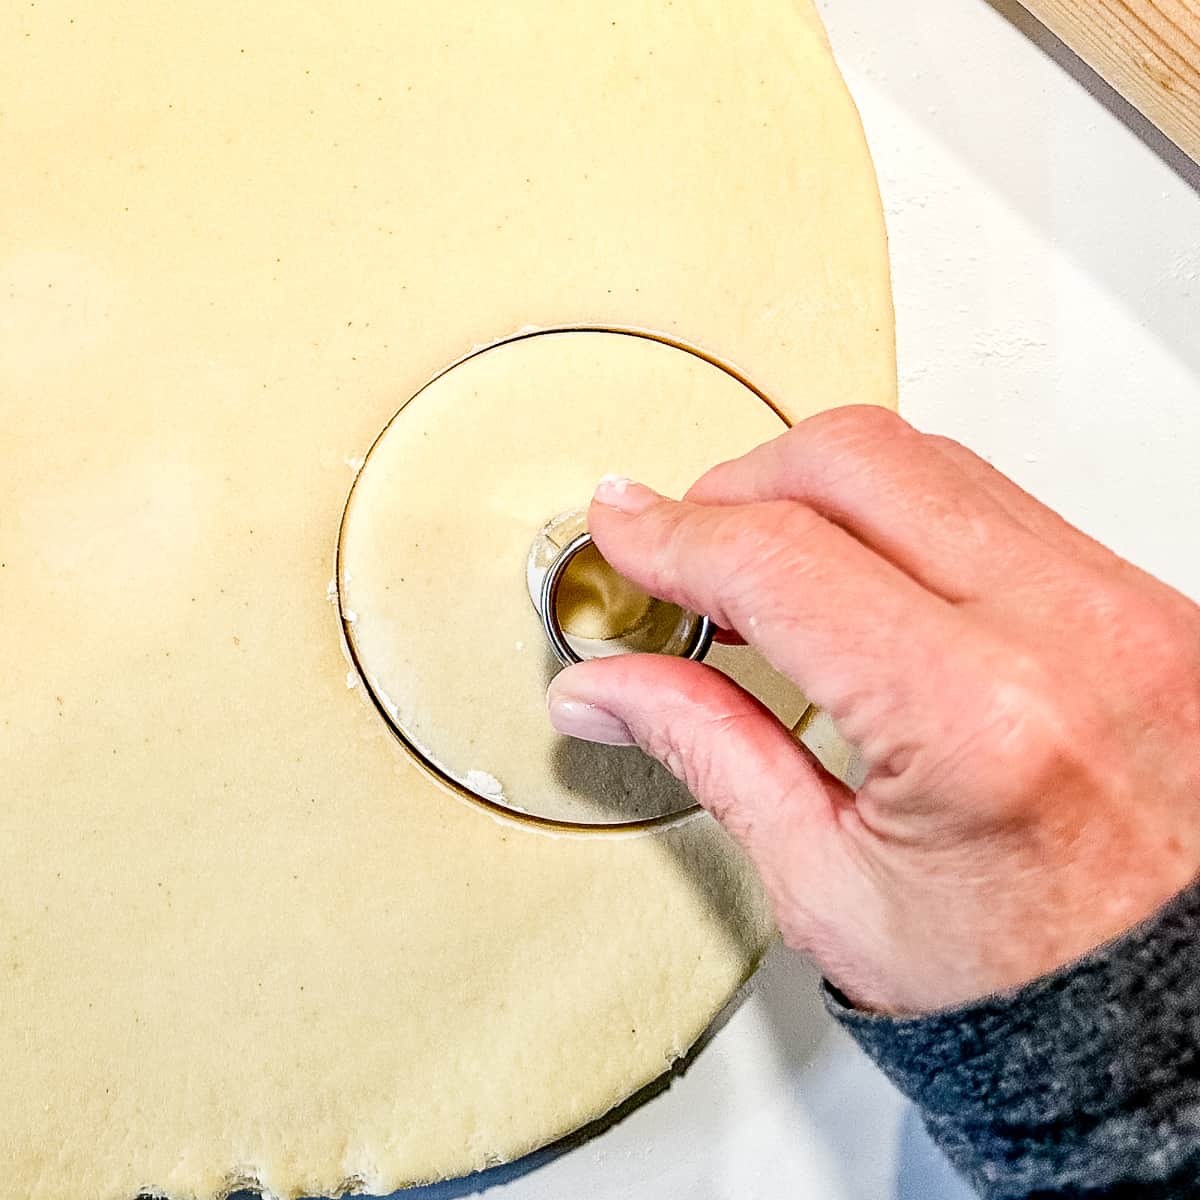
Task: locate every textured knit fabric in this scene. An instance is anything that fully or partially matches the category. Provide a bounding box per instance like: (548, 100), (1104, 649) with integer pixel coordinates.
(827, 877), (1200, 1199)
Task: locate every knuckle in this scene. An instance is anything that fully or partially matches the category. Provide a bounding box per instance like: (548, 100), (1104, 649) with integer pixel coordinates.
(924, 433), (973, 461)
(971, 655), (1091, 803)
(903, 644), (1087, 810)
(948, 583), (1200, 813)
(1109, 586), (1200, 722)
(1076, 575), (1198, 680)
(788, 406), (914, 498)
(798, 403), (909, 451)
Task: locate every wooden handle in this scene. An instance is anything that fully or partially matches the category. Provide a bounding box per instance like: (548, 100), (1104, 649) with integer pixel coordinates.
(1017, 0), (1200, 162)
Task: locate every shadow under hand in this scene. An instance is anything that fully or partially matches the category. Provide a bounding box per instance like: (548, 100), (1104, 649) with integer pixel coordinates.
(537, 645), (695, 825)
(548, 734), (694, 823)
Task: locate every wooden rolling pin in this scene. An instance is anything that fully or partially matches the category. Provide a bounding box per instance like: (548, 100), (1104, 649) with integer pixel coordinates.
(1017, 0), (1200, 162)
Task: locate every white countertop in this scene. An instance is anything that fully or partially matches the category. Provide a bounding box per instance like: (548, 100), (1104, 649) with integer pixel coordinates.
(353, 3), (1200, 1197)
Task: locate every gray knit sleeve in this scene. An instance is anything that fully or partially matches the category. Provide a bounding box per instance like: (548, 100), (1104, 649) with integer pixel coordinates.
(826, 877), (1200, 1199)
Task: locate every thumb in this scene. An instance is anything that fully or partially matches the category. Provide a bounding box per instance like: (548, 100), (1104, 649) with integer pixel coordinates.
(546, 653), (846, 875)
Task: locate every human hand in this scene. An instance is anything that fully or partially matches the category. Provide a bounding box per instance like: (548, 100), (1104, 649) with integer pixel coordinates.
(546, 407), (1200, 1014)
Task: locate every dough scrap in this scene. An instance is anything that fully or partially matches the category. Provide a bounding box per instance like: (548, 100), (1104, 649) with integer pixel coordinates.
(0, 1), (894, 1197)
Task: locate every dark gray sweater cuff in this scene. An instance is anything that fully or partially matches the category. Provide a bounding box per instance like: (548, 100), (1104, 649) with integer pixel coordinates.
(826, 877), (1200, 1199)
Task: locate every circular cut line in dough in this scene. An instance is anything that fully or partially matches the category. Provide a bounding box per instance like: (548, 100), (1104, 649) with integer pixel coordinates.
(337, 327), (809, 830)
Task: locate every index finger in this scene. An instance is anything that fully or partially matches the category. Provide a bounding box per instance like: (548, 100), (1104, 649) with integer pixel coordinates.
(685, 407), (1033, 604)
(587, 476), (963, 741)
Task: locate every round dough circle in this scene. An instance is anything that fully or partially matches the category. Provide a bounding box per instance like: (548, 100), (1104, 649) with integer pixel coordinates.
(0, 1), (895, 1195)
(339, 330), (798, 826)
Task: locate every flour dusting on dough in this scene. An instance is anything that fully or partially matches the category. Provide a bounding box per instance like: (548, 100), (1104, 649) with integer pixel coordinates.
(465, 769), (504, 799)
(597, 472), (634, 494)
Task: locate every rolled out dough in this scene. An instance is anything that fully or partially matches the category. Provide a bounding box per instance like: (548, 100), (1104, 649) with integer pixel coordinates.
(0, 2), (894, 1197)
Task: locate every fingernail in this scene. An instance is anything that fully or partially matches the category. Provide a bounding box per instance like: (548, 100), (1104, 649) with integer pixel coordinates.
(548, 694), (636, 746)
(593, 474), (657, 516)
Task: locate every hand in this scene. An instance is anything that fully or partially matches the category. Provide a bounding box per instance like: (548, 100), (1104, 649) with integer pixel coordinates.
(546, 406), (1200, 1014)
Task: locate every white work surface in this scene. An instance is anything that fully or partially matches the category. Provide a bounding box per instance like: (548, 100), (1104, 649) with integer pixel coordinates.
(297, 2), (1200, 1198)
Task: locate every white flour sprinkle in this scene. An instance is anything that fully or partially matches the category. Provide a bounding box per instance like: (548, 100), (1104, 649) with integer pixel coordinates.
(465, 769), (504, 799)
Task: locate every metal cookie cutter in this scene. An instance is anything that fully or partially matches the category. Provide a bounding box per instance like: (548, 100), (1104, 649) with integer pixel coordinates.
(528, 511), (715, 668)
(527, 509), (832, 770)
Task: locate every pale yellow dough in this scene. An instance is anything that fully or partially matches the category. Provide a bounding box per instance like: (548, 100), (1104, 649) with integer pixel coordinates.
(0, 2), (894, 1198)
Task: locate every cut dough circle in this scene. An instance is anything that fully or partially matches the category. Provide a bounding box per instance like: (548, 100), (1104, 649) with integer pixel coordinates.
(339, 330), (806, 826)
(0, 0), (894, 1196)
